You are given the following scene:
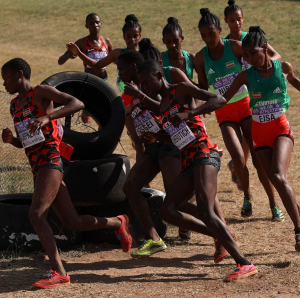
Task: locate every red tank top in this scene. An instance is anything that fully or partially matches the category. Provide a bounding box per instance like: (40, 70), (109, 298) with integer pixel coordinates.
(10, 87), (73, 176)
(83, 36), (108, 69)
(160, 88), (219, 171)
(131, 94), (162, 136)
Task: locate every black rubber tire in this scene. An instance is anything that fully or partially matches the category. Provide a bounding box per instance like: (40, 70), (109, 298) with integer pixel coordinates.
(64, 154), (130, 206)
(83, 188), (168, 245)
(41, 71), (125, 161)
(0, 194), (82, 251)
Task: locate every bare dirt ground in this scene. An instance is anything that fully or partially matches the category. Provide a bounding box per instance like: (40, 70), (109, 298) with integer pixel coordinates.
(1, 105), (300, 298)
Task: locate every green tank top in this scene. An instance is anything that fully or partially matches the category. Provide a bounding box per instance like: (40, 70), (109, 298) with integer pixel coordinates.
(116, 48), (128, 93)
(224, 31), (248, 41)
(246, 60), (290, 123)
(162, 50), (193, 80)
(163, 66), (173, 84)
(202, 39), (248, 104)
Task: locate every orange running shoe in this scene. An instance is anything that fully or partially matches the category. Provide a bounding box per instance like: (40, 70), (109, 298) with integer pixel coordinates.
(214, 232), (237, 264)
(115, 215), (132, 252)
(32, 270), (70, 289)
(224, 263), (258, 281)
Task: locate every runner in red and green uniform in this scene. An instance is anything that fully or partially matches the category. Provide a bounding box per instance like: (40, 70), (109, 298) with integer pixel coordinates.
(223, 0), (281, 192)
(223, 26), (300, 251)
(58, 13), (113, 123)
(130, 59), (257, 281)
(67, 15), (144, 161)
(194, 8), (282, 221)
(1, 58), (132, 289)
(161, 17), (195, 82)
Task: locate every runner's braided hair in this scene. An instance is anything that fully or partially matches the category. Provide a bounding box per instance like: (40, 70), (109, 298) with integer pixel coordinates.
(137, 60), (165, 77)
(122, 14), (142, 34)
(242, 26), (267, 48)
(198, 8), (221, 30)
(118, 50), (145, 68)
(2, 58), (31, 79)
(162, 17), (183, 37)
(139, 38), (161, 62)
(224, 0), (243, 17)
(86, 13), (99, 23)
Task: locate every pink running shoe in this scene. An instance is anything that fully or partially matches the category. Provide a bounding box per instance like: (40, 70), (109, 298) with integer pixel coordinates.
(224, 263), (258, 281)
(115, 215), (132, 252)
(32, 270), (70, 288)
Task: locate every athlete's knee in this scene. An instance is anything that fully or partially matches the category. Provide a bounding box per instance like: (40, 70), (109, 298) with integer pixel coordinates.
(271, 171), (288, 188)
(28, 208), (46, 227)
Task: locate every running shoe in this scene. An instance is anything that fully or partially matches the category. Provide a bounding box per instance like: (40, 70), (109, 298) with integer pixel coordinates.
(131, 238), (167, 258)
(241, 197), (252, 217)
(224, 263), (258, 281)
(295, 234), (300, 251)
(214, 232), (237, 264)
(179, 228), (192, 240)
(227, 161), (242, 191)
(114, 215), (132, 253)
(32, 270), (70, 289)
(271, 206), (285, 222)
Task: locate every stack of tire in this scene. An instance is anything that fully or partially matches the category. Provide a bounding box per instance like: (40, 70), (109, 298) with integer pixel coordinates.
(0, 72), (167, 251)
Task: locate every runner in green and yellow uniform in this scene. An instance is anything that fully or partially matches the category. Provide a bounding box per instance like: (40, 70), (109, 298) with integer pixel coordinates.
(223, 0), (282, 194)
(223, 26), (300, 250)
(161, 17), (195, 83)
(194, 8), (282, 221)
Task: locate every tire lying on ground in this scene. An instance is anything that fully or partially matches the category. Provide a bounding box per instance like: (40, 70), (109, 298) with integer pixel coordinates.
(0, 193), (82, 251)
(64, 154), (130, 206)
(83, 188), (167, 245)
(41, 71), (125, 161)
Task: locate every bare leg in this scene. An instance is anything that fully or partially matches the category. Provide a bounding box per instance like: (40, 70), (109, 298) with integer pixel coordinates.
(123, 154), (160, 240)
(30, 168), (122, 277)
(242, 134), (250, 164)
(241, 118), (277, 208)
(256, 137), (300, 227)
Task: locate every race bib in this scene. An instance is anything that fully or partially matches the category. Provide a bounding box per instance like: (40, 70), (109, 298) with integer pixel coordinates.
(86, 52), (107, 69)
(242, 58), (251, 71)
(163, 121), (195, 150)
(252, 102), (283, 123)
(15, 118), (45, 148)
(212, 73), (246, 96)
(133, 110), (160, 136)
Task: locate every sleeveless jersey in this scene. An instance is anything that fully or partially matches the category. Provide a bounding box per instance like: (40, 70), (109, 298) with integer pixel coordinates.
(246, 60), (290, 123)
(163, 66), (173, 84)
(224, 31), (248, 41)
(83, 36), (108, 69)
(10, 88), (73, 177)
(162, 50), (193, 80)
(160, 88), (218, 171)
(202, 39), (248, 104)
(223, 31), (250, 69)
(131, 94), (162, 137)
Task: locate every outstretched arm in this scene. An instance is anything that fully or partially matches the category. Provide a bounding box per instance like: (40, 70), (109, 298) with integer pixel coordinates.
(67, 42), (121, 70)
(58, 39), (85, 65)
(282, 61), (300, 91)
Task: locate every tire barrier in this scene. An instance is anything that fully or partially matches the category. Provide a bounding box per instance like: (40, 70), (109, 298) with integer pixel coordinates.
(64, 154), (130, 206)
(83, 188), (167, 245)
(41, 71), (125, 161)
(0, 193), (82, 251)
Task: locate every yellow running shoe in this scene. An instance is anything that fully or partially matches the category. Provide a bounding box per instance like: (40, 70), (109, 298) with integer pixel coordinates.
(131, 238), (167, 258)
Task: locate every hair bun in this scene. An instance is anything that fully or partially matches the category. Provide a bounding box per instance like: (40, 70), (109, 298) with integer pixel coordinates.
(125, 14), (138, 23)
(200, 8), (210, 17)
(139, 38), (153, 50)
(249, 26), (264, 34)
(167, 17), (178, 24)
(228, 0), (235, 5)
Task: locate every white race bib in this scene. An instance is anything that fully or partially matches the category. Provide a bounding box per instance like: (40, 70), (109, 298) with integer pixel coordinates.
(212, 72), (246, 96)
(15, 118), (45, 148)
(163, 121), (195, 150)
(133, 110), (160, 137)
(252, 102), (283, 123)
